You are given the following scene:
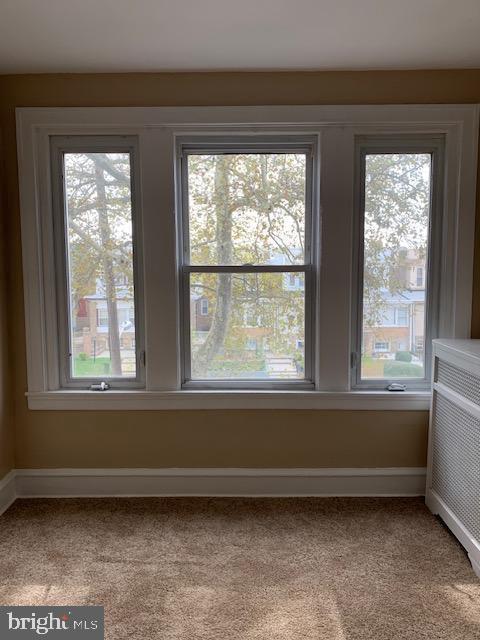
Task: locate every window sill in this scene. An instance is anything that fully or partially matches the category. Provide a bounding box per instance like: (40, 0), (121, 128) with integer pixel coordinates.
(25, 390), (431, 411)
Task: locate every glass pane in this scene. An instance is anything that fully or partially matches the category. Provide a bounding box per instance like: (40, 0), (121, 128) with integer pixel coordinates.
(63, 152), (136, 378)
(190, 272), (305, 379)
(361, 153), (432, 380)
(187, 153), (306, 265)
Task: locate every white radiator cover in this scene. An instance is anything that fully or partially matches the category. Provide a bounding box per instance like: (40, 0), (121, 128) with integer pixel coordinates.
(426, 339), (480, 577)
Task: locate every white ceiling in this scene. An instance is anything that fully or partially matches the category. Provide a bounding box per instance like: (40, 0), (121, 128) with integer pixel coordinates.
(1, 0), (480, 74)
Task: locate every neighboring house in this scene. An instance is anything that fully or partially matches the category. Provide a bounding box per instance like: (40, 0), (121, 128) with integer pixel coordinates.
(74, 278), (135, 357)
(191, 294), (211, 332)
(363, 250), (425, 359)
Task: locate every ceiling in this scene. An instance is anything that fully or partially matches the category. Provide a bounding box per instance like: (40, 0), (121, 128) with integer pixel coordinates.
(1, 0), (480, 74)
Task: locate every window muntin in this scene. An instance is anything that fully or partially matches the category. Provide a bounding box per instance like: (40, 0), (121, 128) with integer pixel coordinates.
(180, 143), (314, 387)
(52, 139), (144, 388)
(356, 149), (435, 384)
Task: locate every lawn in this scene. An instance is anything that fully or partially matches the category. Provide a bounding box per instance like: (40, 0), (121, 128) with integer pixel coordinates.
(73, 356), (111, 377)
(361, 356), (423, 379)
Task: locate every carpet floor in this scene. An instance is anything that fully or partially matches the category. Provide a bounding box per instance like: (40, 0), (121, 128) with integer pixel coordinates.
(0, 497), (479, 639)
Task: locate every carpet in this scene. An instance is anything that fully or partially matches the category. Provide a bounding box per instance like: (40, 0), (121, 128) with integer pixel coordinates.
(0, 497), (479, 639)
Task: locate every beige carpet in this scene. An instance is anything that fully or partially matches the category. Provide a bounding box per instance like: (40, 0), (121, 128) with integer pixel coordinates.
(0, 497), (479, 639)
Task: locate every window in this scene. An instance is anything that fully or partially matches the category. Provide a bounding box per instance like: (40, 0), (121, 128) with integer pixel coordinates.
(17, 106), (477, 409)
(394, 307), (408, 326)
(200, 299), (209, 316)
(51, 137), (144, 388)
(416, 267), (423, 287)
(353, 140), (443, 387)
(179, 140), (314, 387)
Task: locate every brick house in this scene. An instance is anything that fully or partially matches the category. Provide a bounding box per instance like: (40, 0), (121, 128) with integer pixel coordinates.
(74, 279), (135, 358)
(363, 250), (426, 359)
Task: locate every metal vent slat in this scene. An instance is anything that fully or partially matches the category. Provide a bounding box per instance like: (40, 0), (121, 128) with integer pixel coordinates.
(436, 358), (480, 405)
(432, 394), (480, 542)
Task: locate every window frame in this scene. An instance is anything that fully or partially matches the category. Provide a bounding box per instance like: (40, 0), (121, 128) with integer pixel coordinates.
(50, 135), (146, 389)
(351, 137), (444, 391)
(176, 136), (317, 390)
(15, 105), (478, 410)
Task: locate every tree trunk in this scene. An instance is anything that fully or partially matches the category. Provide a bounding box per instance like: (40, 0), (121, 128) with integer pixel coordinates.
(193, 157), (233, 377)
(95, 162), (122, 376)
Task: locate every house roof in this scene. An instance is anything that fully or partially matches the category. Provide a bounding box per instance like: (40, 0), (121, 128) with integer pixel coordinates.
(377, 288), (425, 304)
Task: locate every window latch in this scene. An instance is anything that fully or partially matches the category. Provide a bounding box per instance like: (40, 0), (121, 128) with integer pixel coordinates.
(90, 381), (110, 392)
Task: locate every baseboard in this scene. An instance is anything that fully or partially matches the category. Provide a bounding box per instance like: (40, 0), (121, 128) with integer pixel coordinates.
(426, 488), (480, 578)
(13, 467), (427, 498)
(0, 471), (17, 515)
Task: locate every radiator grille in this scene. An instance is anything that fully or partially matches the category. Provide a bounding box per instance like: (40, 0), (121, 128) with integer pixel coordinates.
(432, 393), (480, 543)
(436, 358), (480, 405)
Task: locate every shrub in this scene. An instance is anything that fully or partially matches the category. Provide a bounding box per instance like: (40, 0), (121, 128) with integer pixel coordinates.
(77, 352), (88, 361)
(395, 350), (412, 363)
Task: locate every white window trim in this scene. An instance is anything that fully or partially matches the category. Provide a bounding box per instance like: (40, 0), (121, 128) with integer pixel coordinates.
(16, 105), (479, 410)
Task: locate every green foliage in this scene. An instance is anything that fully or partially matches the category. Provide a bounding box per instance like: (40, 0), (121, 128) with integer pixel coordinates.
(77, 352), (88, 361)
(395, 351), (412, 363)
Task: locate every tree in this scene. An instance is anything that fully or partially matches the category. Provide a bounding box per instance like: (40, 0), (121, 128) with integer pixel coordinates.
(187, 151), (431, 378)
(188, 152), (306, 378)
(192, 156), (233, 376)
(64, 152), (134, 376)
(363, 153), (431, 328)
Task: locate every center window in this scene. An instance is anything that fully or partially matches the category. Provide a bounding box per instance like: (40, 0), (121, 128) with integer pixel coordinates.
(179, 140), (315, 388)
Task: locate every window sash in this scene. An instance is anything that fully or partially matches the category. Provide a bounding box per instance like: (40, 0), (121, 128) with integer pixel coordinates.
(181, 265), (314, 388)
(50, 136), (146, 389)
(177, 139), (317, 389)
(351, 137), (445, 390)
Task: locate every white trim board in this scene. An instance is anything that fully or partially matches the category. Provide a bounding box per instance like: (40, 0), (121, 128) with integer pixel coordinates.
(426, 489), (480, 579)
(26, 390), (431, 411)
(0, 471), (17, 515)
(4, 467), (427, 499)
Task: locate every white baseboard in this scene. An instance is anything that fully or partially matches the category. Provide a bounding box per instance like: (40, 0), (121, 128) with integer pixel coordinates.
(12, 467), (427, 498)
(0, 471), (17, 515)
(426, 488), (480, 578)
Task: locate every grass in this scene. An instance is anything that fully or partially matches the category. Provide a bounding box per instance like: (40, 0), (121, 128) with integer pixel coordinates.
(73, 356), (111, 377)
(362, 356), (423, 379)
(209, 357), (266, 376)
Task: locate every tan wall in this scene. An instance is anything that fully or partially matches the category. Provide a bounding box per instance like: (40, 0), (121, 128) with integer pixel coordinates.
(1, 70), (479, 470)
(0, 129), (14, 478)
